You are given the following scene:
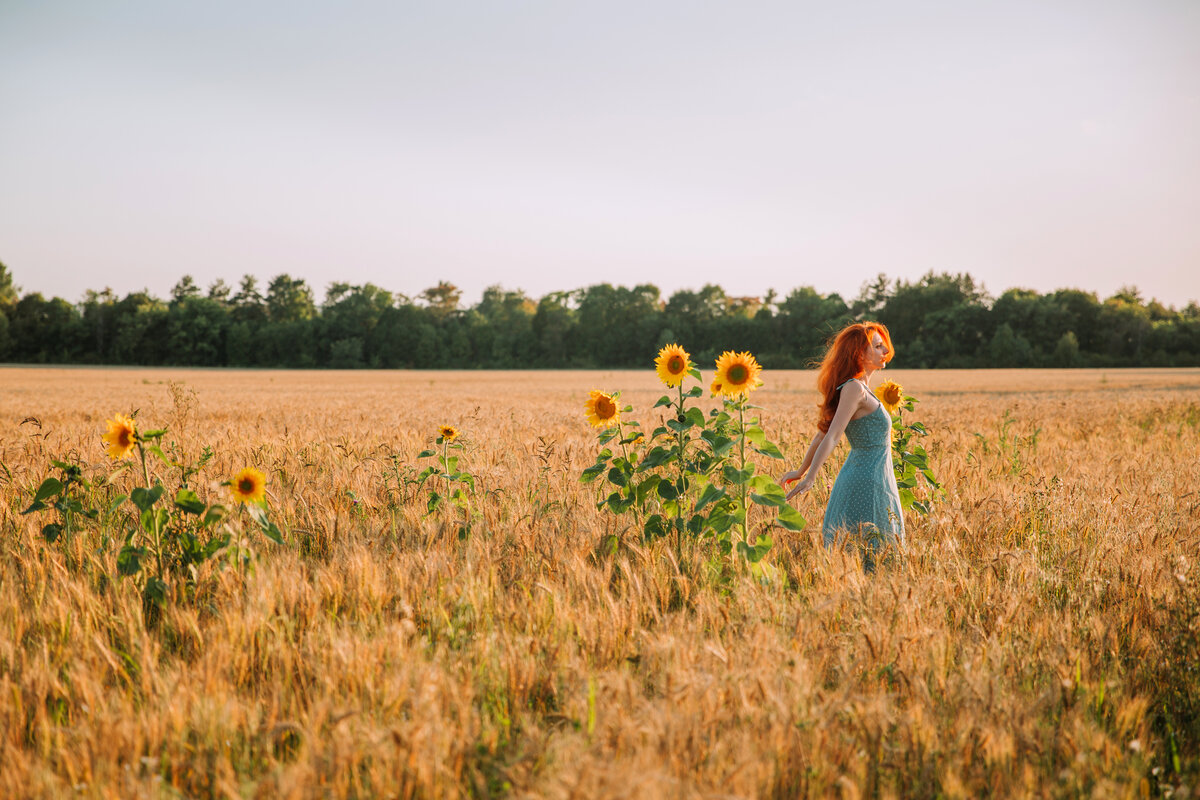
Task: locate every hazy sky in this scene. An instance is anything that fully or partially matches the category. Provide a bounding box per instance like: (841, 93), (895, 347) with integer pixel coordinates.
(2, 0), (1198, 308)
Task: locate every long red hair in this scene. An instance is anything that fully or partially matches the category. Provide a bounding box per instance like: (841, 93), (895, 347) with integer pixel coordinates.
(814, 322), (894, 432)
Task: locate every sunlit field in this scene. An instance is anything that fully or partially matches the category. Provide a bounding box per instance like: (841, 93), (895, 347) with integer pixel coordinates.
(2, 366), (1199, 798)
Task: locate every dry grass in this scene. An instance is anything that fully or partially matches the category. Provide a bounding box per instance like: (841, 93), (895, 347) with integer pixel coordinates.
(1, 366), (1199, 799)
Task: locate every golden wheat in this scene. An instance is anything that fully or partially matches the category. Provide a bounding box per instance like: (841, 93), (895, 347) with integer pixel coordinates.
(1, 367), (1198, 798)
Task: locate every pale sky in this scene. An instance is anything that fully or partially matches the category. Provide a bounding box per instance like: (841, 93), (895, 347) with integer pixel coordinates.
(2, 0), (1198, 308)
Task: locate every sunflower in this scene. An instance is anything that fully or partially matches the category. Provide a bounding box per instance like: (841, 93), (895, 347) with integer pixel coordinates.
(874, 379), (904, 416)
(102, 413), (137, 460)
(654, 343), (691, 387)
(584, 390), (620, 428)
(710, 378), (723, 397)
(230, 467), (267, 504)
(438, 425), (459, 443)
(713, 351), (762, 397)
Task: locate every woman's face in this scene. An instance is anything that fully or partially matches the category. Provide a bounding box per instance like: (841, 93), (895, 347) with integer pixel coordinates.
(865, 331), (889, 370)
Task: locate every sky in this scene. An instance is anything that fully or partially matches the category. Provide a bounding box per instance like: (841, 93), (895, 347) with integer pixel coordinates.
(2, 0), (1198, 309)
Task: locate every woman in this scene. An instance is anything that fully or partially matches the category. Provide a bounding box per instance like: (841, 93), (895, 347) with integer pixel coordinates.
(782, 322), (903, 571)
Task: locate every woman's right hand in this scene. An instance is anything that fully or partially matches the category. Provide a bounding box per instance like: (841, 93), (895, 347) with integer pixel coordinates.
(785, 473), (815, 501)
(781, 468), (804, 486)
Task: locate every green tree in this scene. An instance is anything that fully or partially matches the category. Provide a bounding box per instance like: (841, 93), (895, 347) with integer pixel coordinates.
(266, 274), (316, 323)
(420, 281), (462, 319)
(231, 275), (266, 324)
(532, 292), (575, 367)
(0, 259), (17, 307)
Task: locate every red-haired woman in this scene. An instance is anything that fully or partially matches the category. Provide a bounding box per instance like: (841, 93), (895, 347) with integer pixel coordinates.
(782, 322), (903, 571)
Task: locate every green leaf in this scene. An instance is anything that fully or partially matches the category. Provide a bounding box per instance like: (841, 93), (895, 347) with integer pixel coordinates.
(722, 464), (755, 485)
(426, 492), (442, 514)
(20, 500), (46, 515)
(116, 544), (144, 576)
(261, 521), (285, 545)
(707, 508), (738, 535)
(654, 395), (673, 409)
(684, 383), (703, 398)
(656, 480), (678, 501)
(108, 494), (128, 515)
(140, 428), (167, 440)
(666, 417), (690, 433)
(736, 534), (773, 563)
(695, 483), (726, 512)
(130, 484), (164, 512)
(775, 504), (807, 531)
(752, 441), (785, 459)
(700, 430), (735, 457)
(41, 523), (62, 543)
(580, 462), (608, 483)
(744, 426), (766, 446)
(598, 427), (621, 444)
(146, 444), (172, 467)
(139, 507), (168, 535)
(606, 467), (627, 487)
(32, 477), (64, 504)
(202, 504), (227, 528)
(684, 407), (706, 427)
(416, 449), (437, 459)
(637, 446), (671, 470)
(174, 488), (206, 515)
(898, 488), (916, 508)
(643, 514), (667, 539)
(143, 578), (167, 607)
(634, 474), (662, 503)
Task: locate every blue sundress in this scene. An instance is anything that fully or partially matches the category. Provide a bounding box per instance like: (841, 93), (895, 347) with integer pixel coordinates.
(821, 379), (905, 570)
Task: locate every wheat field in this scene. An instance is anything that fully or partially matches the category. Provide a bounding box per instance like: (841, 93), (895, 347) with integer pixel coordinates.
(1, 366), (1198, 799)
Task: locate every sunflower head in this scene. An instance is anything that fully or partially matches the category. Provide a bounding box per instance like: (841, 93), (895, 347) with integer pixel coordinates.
(102, 413), (137, 460)
(654, 343), (692, 387)
(584, 390), (620, 428)
(709, 378), (723, 397)
(874, 379), (904, 416)
(713, 351), (763, 397)
(438, 425), (460, 443)
(230, 467), (267, 504)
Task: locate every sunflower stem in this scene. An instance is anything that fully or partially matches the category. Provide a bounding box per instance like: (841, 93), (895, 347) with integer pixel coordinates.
(675, 380), (685, 563)
(738, 399), (748, 549)
(137, 440), (164, 580)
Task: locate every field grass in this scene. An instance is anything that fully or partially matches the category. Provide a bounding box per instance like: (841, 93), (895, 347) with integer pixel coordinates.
(1, 366), (1199, 799)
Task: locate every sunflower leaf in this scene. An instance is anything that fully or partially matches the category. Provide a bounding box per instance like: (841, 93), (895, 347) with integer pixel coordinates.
(416, 449), (436, 459)
(32, 477), (64, 504)
(261, 521), (285, 545)
(634, 475), (661, 503)
(694, 483), (726, 512)
(753, 442), (785, 459)
(116, 544), (144, 576)
(130, 484), (164, 512)
(174, 489), (206, 515)
(654, 395), (673, 409)
(684, 384), (704, 398)
(581, 461), (608, 484)
(774, 505), (807, 531)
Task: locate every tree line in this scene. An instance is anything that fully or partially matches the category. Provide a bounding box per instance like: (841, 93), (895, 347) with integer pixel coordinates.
(1, 262), (1197, 369)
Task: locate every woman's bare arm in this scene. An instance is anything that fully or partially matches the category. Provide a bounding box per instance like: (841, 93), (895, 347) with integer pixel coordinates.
(785, 381), (866, 501)
(782, 430), (825, 486)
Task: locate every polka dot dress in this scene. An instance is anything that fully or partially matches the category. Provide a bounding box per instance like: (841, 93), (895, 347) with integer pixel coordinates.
(822, 380), (905, 570)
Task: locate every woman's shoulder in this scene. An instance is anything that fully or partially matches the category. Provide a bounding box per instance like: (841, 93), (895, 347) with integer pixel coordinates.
(836, 377), (867, 394)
